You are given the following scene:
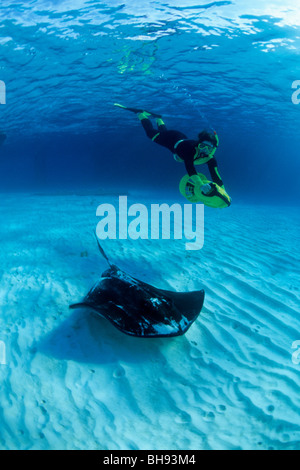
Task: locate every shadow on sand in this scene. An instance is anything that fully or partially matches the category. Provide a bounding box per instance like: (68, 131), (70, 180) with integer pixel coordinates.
(38, 307), (183, 366)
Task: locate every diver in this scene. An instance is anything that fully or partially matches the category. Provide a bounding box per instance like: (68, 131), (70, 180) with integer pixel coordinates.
(137, 110), (224, 195)
(114, 103), (230, 207)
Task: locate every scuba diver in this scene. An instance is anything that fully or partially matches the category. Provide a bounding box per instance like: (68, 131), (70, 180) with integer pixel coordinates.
(114, 103), (231, 207)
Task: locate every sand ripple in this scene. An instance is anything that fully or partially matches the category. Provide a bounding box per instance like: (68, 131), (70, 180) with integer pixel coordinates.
(0, 195), (299, 450)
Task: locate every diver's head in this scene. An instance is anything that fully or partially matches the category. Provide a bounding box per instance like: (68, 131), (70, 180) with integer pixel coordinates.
(197, 130), (218, 158)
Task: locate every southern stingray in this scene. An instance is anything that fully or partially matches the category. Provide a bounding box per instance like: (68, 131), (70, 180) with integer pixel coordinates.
(70, 238), (205, 338)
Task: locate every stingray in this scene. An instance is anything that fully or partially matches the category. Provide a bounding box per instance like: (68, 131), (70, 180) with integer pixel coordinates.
(70, 238), (205, 338)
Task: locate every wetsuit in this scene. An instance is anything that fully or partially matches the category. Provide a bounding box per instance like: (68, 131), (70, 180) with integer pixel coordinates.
(140, 118), (224, 187)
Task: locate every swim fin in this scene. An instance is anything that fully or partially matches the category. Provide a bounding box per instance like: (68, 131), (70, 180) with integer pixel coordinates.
(114, 103), (162, 118)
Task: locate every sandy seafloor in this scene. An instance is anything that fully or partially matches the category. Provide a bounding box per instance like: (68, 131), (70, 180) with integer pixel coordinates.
(0, 192), (299, 450)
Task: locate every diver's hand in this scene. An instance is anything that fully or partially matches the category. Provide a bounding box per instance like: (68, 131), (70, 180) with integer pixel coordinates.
(201, 183), (213, 195)
(137, 111), (152, 120)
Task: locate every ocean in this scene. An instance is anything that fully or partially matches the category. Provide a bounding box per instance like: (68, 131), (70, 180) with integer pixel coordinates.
(0, 0), (299, 451)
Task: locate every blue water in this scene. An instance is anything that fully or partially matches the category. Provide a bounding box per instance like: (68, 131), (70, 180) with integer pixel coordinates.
(1, 0), (300, 203)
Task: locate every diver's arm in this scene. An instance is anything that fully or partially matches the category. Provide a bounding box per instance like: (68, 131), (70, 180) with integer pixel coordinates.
(207, 158), (224, 187)
(184, 157), (198, 177)
(138, 114), (158, 140)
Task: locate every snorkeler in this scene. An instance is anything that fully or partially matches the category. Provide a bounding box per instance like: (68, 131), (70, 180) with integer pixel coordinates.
(136, 111), (224, 195)
(114, 103), (230, 207)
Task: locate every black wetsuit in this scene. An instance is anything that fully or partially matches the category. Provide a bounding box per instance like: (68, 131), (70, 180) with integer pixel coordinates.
(140, 118), (223, 187)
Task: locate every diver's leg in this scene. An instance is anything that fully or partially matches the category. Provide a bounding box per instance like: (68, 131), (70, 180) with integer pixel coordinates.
(207, 158), (224, 187)
(138, 113), (159, 140)
(156, 118), (167, 132)
(138, 113), (169, 144)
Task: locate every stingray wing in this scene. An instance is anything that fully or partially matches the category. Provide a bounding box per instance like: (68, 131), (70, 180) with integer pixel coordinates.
(70, 266), (205, 338)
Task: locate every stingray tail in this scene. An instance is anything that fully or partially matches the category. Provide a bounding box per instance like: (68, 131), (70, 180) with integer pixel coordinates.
(69, 302), (87, 310)
(94, 233), (112, 267)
